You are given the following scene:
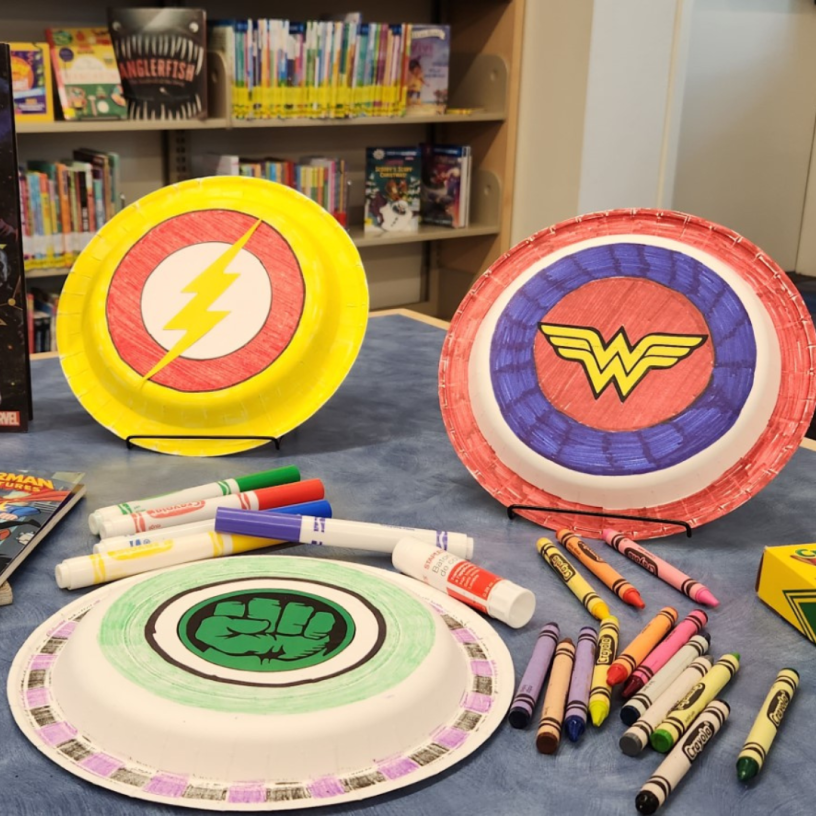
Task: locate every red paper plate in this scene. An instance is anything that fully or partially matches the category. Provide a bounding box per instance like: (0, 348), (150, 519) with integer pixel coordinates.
(439, 209), (816, 539)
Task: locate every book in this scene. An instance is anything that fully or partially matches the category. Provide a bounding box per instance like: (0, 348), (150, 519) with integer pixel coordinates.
(9, 43), (54, 122)
(46, 27), (127, 120)
(109, 7), (208, 120)
(0, 469), (85, 585)
(364, 147), (421, 233)
(421, 143), (472, 228)
(405, 24), (449, 116)
(0, 45), (33, 432)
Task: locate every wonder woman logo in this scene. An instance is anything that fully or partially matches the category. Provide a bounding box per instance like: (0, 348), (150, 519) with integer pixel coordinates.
(538, 323), (707, 401)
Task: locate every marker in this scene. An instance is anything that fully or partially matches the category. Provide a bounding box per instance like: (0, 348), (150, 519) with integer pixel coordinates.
(93, 500), (332, 554)
(215, 508), (474, 559)
(391, 538), (535, 628)
(565, 626), (598, 742)
(623, 610), (708, 698)
(508, 623), (560, 729)
(636, 701), (730, 814)
(588, 616), (619, 727)
(55, 530), (288, 590)
(651, 653), (740, 753)
(96, 480), (325, 539)
(621, 634), (710, 726)
(619, 656), (713, 757)
(557, 529), (644, 609)
(607, 607), (678, 686)
(602, 529), (719, 607)
(536, 638), (575, 754)
(535, 538), (610, 621)
(87, 465), (301, 534)
(736, 668), (799, 782)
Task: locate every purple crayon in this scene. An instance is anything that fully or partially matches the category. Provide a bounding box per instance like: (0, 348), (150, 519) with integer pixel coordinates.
(622, 610), (708, 698)
(508, 622), (560, 728)
(565, 626), (598, 742)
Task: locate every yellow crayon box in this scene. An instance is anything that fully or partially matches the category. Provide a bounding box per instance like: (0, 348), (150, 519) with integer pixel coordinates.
(756, 543), (816, 644)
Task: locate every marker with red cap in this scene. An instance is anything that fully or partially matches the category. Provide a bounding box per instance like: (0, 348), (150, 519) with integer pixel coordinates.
(556, 529), (645, 609)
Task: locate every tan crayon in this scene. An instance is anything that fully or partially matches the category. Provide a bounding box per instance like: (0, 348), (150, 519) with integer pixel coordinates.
(536, 638), (576, 754)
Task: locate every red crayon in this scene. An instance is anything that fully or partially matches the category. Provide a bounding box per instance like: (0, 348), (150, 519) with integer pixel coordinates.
(602, 529), (719, 608)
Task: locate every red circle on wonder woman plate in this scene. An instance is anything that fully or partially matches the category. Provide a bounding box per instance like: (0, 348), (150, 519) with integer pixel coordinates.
(534, 277), (714, 432)
(106, 210), (305, 392)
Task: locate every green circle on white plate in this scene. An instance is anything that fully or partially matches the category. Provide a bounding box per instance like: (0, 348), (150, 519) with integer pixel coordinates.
(98, 557), (436, 714)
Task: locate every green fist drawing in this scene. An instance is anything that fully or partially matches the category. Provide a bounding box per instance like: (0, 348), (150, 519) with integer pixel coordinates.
(194, 596), (340, 671)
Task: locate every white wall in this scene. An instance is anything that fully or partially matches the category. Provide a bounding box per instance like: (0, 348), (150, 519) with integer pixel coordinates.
(672, 0), (816, 271)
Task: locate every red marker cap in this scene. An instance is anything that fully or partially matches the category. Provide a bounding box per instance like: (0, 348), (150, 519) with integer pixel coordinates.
(254, 479), (325, 509)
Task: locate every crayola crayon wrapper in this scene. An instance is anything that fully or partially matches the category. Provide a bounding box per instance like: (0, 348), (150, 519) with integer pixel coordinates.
(756, 543), (816, 645)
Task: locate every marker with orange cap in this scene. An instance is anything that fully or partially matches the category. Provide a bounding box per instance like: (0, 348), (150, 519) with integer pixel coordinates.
(557, 529), (645, 609)
(607, 606), (678, 687)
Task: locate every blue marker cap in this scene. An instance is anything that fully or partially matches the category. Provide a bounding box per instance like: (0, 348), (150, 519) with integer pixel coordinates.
(216, 506), (304, 540)
(265, 500), (331, 520)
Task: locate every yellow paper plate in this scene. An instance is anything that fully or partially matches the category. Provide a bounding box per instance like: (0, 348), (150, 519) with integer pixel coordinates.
(57, 177), (368, 456)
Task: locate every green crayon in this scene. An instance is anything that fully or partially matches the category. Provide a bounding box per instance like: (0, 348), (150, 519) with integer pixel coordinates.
(651, 653), (740, 753)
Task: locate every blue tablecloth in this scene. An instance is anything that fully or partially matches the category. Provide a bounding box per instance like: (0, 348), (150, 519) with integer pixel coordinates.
(1, 313), (814, 815)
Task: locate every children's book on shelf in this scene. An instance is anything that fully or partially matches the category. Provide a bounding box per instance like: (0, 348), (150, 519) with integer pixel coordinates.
(0, 469), (85, 588)
(9, 43), (54, 122)
(108, 7), (208, 120)
(45, 27), (127, 120)
(364, 147), (421, 233)
(420, 143), (471, 228)
(198, 153), (349, 226)
(0, 45), (33, 432)
(405, 24), (449, 116)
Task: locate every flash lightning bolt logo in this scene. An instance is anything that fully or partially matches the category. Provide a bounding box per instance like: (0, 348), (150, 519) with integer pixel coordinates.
(141, 218), (263, 383)
(538, 323), (707, 401)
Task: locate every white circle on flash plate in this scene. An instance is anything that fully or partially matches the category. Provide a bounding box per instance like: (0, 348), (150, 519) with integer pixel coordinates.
(140, 242), (273, 360)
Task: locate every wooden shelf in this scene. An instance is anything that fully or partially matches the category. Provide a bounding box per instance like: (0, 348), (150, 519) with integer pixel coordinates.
(352, 222), (499, 248)
(232, 111), (505, 128)
(17, 117), (229, 134)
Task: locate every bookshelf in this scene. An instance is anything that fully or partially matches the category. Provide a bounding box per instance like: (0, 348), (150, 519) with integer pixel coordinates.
(9, 0), (523, 352)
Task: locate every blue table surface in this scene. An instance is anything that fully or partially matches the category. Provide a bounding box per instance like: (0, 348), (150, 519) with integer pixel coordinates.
(1, 313), (815, 816)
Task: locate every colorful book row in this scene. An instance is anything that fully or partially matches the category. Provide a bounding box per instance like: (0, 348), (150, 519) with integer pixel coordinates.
(208, 19), (449, 120)
(18, 150), (122, 271)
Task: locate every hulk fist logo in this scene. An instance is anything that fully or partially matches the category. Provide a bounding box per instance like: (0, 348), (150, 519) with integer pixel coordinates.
(178, 590), (355, 672)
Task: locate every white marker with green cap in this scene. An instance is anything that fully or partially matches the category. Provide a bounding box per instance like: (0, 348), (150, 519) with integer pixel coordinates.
(87, 465), (300, 534)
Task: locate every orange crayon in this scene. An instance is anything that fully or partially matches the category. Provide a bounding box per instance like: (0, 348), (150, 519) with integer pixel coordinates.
(536, 638), (576, 754)
(606, 606), (677, 686)
(556, 529), (645, 609)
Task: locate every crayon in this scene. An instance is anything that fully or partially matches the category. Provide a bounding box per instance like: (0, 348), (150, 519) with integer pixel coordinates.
(96, 480), (325, 539)
(93, 500), (332, 553)
(621, 634), (710, 726)
(651, 653), (740, 753)
(588, 615), (620, 727)
(536, 638), (575, 754)
(636, 701), (730, 814)
(508, 623), (560, 729)
(602, 529), (719, 607)
(55, 530), (289, 590)
(535, 538), (610, 621)
(607, 607), (678, 686)
(619, 656), (713, 756)
(87, 465), (301, 533)
(557, 529), (644, 608)
(215, 508), (474, 559)
(623, 610), (708, 698)
(736, 668), (799, 781)
(565, 626), (598, 742)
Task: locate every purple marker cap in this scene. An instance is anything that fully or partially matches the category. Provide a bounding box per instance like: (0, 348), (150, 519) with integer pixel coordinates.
(216, 507), (306, 540)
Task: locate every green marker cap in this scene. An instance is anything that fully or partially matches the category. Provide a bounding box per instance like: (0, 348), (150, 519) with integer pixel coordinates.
(650, 728), (674, 754)
(234, 466), (301, 493)
(736, 757), (759, 782)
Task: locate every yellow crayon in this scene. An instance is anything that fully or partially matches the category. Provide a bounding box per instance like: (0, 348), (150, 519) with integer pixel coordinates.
(54, 531), (286, 590)
(535, 538), (610, 621)
(588, 616), (620, 726)
(736, 668), (799, 781)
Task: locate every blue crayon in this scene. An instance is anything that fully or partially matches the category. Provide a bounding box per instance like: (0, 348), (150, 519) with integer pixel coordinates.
(508, 622), (560, 728)
(565, 626), (598, 743)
